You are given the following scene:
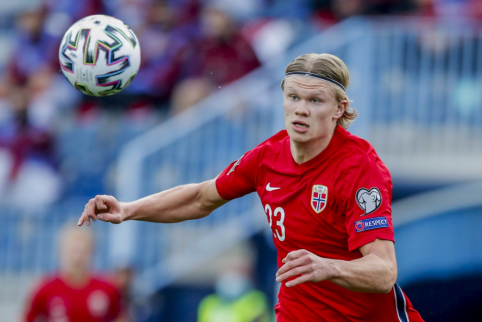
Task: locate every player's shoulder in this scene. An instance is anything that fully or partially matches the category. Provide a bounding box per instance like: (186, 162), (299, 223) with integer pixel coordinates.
(338, 128), (382, 162)
(253, 130), (289, 154)
(337, 127), (389, 173)
(29, 274), (63, 294)
(338, 127), (375, 156)
(89, 274), (119, 289)
(237, 130), (288, 165)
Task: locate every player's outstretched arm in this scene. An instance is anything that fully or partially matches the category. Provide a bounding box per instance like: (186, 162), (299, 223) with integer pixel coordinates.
(78, 179), (228, 226)
(276, 238), (397, 293)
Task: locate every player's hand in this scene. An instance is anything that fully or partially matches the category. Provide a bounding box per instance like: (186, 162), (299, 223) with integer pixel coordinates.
(275, 249), (336, 287)
(78, 195), (124, 226)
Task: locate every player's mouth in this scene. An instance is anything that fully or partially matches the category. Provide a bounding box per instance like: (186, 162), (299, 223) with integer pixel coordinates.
(292, 120), (309, 133)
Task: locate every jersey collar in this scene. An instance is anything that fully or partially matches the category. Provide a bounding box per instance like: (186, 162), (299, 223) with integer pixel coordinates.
(287, 125), (345, 171)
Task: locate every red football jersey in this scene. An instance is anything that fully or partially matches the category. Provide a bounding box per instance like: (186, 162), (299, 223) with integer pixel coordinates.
(216, 126), (423, 322)
(24, 275), (123, 322)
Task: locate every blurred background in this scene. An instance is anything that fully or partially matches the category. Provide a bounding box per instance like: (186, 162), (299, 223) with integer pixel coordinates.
(1, 0), (482, 321)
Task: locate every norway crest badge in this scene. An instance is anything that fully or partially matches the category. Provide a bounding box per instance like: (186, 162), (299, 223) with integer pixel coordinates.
(311, 185), (328, 213)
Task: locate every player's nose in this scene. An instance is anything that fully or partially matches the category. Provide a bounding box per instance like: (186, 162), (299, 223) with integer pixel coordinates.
(294, 100), (309, 116)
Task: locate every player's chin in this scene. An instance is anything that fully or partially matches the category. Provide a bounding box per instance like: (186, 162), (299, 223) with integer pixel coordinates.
(288, 130), (310, 143)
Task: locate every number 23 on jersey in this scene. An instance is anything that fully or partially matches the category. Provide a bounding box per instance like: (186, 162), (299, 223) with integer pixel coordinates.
(265, 204), (286, 241)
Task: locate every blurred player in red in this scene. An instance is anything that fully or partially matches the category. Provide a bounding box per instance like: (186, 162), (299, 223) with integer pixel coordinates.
(23, 224), (128, 322)
(78, 53), (424, 321)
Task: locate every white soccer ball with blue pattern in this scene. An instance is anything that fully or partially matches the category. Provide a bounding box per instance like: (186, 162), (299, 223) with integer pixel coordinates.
(59, 15), (141, 96)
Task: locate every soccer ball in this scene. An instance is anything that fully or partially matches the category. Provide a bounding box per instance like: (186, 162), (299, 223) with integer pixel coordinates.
(59, 15), (141, 96)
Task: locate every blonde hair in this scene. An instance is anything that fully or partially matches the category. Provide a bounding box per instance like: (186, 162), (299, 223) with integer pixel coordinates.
(281, 53), (358, 129)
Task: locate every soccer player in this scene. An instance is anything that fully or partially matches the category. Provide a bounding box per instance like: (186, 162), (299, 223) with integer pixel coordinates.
(78, 53), (424, 321)
(23, 224), (128, 322)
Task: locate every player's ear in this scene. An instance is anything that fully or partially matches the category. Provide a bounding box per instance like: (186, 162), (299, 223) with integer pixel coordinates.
(334, 100), (347, 120)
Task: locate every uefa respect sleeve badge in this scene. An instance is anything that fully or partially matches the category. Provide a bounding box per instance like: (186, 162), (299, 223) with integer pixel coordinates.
(311, 185), (328, 213)
(354, 217), (389, 232)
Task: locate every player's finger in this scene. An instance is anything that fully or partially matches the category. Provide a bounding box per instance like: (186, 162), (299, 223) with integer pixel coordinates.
(78, 199), (97, 226)
(276, 265), (310, 283)
(78, 200), (92, 226)
(77, 214), (87, 226)
(78, 206), (86, 226)
(87, 198), (99, 221)
(285, 273), (314, 287)
(282, 249), (308, 264)
(276, 257), (305, 277)
(95, 195), (108, 210)
(78, 211), (91, 226)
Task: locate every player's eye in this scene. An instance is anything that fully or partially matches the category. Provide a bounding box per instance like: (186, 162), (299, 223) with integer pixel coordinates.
(290, 95), (298, 100)
(311, 98), (321, 103)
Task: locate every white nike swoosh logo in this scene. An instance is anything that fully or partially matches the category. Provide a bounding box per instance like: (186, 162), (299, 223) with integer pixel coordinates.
(266, 183), (281, 191)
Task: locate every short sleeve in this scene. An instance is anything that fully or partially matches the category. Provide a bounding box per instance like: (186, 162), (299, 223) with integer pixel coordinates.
(341, 155), (395, 251)
(215, 148), (260, 200)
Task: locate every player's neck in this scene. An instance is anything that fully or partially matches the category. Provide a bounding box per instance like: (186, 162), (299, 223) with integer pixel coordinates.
(60, 270), (91, 288)
(290, 128), (335, 164)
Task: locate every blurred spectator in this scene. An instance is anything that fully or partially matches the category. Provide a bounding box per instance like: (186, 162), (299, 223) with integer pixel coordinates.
(0, 83), (62, 210)
(312, 0), (418, 27)
(241, 18), (296, 64)
(168, 0), (203, 26)
(182, 7), (261, 87)
(197, 267), (271, 322)
(5, 7), (57, 87)
(331, 0), (365, 20)
(170, 77), (214, 115)
(23, 224), (129, 322)
(3, 4), (81, 123)
(124, 0), (195, 105)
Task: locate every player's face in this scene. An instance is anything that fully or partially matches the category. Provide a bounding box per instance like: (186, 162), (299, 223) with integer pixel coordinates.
(59, 233), (93, 273)
(283, 76), (346, 145)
